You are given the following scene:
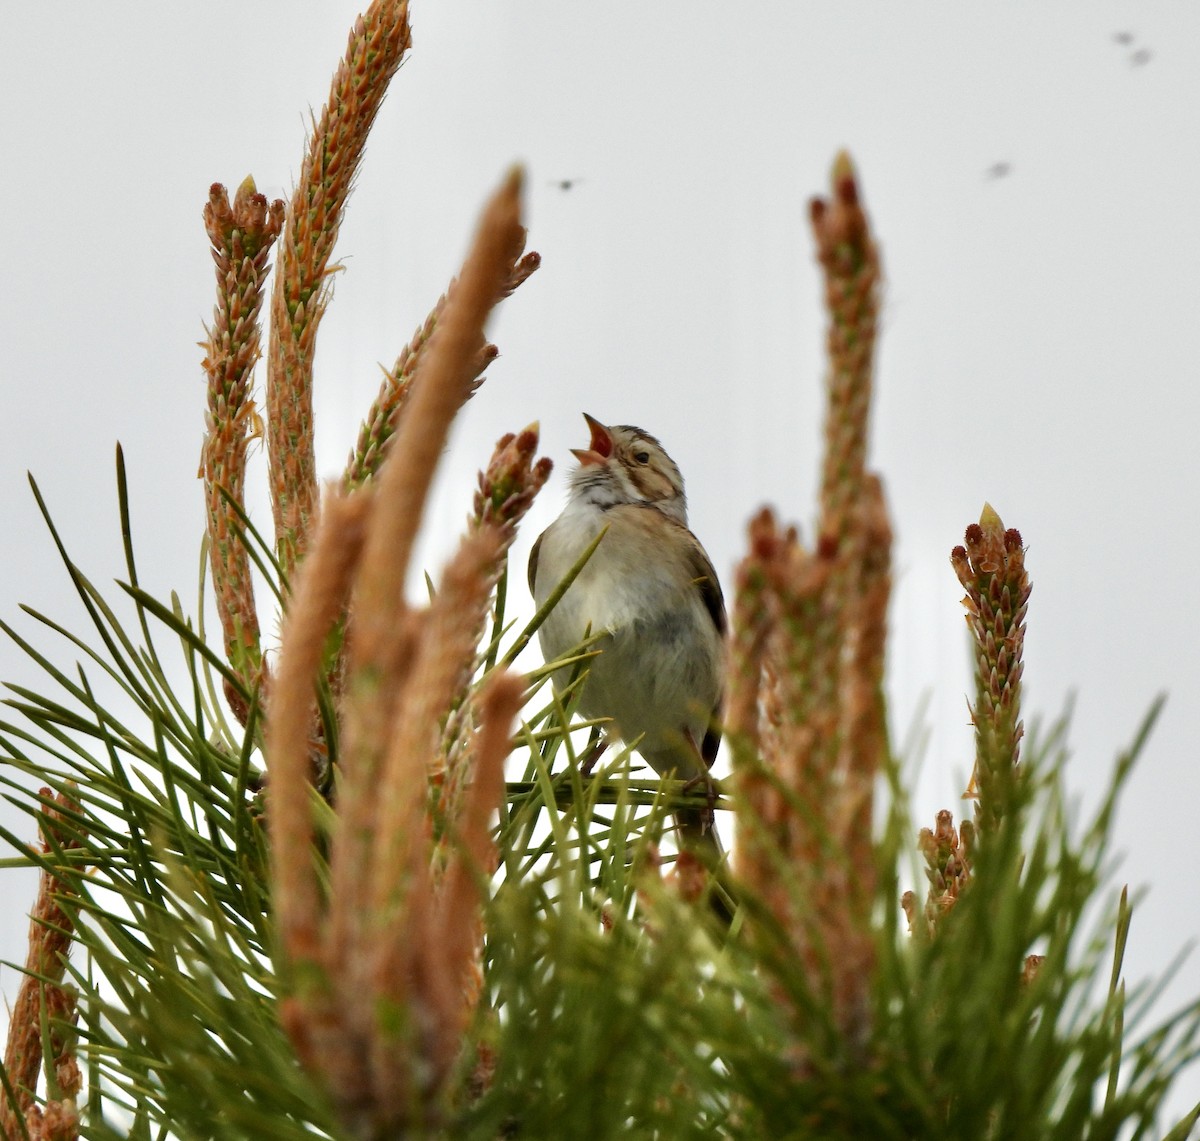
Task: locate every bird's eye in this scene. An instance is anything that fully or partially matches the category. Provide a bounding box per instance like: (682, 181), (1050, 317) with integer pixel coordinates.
(634, 451), (650, 465)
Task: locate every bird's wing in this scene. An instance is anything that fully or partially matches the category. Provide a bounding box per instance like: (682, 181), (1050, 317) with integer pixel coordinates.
(616, 505), (727, 637)
(683, 537), (727, 637)
(527, 528), (545, 596)
(681, 525), (726, 769)
(686, 525), (720, 767)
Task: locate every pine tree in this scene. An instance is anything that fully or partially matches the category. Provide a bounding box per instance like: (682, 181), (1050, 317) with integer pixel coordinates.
(1, 5), (1197, 1138)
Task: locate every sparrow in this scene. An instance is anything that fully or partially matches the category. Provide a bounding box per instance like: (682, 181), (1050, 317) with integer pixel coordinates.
(528, 414), (726, 861)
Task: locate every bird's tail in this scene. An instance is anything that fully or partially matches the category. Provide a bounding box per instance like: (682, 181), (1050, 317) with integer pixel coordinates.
(674, 807), (736, 925)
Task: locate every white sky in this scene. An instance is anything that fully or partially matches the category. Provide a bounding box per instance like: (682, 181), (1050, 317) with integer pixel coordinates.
(2, 1), (1198, 1124)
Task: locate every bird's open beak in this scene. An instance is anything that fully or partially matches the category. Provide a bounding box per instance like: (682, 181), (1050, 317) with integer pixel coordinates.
(571, 413), (613, 467)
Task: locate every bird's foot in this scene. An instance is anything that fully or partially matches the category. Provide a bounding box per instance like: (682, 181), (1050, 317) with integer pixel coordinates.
(680, 770), (719, 835)
(680, 727), (719, 834)
(579, 733), (608, 777)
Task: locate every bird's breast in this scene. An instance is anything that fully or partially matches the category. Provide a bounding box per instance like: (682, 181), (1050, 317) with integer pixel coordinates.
(533, 508), (720, 691)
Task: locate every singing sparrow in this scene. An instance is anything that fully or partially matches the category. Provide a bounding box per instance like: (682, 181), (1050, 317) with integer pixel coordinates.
(528, 414), (726, 858)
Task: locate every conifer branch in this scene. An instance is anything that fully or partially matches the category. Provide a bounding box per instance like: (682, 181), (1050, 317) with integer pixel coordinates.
(267, 0), (413, 575)
(200, 177), (285, 723)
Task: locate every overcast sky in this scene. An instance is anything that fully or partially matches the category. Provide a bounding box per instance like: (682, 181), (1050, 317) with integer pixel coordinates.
(2, 1), (1198, 1123)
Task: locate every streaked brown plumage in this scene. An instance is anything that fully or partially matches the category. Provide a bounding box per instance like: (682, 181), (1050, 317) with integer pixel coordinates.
(528, 414), (726, 860)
